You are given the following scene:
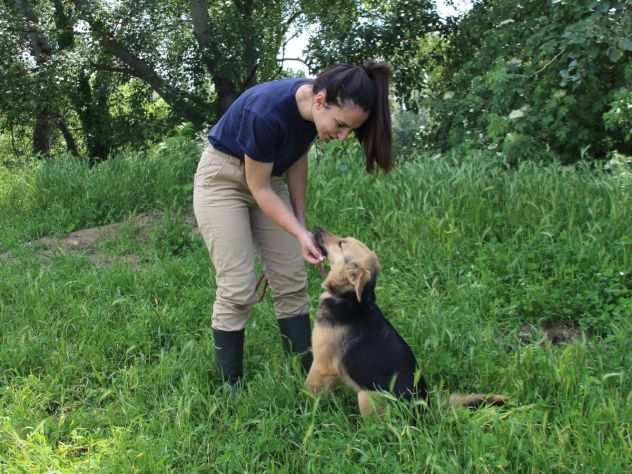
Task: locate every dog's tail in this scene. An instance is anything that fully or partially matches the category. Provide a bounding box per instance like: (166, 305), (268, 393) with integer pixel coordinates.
(448, 393), (508, 408)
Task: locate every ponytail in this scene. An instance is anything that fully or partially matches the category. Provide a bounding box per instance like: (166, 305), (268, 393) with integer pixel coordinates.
(356, 62), (392, 173)
(313, 62), (393, 173)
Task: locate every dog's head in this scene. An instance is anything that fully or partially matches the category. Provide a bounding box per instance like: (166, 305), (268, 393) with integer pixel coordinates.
(314, 227), (380, 303)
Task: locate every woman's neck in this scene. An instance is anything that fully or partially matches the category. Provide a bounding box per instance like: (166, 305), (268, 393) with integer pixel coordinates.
(295, 83), (315, 122)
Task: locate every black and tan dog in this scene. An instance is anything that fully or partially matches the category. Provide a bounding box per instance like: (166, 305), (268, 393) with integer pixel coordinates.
(305, 228), (507, 417)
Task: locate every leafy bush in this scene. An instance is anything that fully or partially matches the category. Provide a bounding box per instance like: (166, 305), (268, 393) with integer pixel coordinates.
(426, 0), (632, 162)
(392, 108), (429, 159)
(603, 64), (632, 145)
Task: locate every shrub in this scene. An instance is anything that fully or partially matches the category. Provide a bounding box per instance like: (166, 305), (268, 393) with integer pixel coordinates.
(425, 0), (632, 163)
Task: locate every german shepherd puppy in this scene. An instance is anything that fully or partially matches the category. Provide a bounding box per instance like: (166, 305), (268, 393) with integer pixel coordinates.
(305, 228), (507, 417)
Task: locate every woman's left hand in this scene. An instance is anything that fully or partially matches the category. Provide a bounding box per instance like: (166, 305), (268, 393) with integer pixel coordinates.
(297, 229), (324, 265)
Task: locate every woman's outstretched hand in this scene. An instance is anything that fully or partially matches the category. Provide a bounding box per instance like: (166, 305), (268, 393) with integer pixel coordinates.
(298, 229), (324, 265)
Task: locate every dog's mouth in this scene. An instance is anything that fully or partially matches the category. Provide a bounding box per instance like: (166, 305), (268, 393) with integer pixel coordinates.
(313, 227), (328, 258)
(313, 227), (330, 279)
(316, 241), (328, 259)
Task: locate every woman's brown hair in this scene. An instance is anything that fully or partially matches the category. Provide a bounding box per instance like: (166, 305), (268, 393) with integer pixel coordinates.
(312, 62), (393, 173)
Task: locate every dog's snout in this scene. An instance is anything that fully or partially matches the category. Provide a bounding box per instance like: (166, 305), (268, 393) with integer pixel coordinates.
(312, 227), (329, 257)
(312, 227), (324, 253)
(313, 227), (328, 238)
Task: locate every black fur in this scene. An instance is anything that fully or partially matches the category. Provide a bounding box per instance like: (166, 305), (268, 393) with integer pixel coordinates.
(320, 284), (428, 401)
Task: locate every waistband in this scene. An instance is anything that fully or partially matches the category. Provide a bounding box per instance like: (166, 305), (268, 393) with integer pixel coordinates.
(207, 144), (243, 163)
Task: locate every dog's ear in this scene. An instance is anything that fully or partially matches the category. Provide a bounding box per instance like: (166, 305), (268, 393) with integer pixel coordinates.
(345, 262), (371, 303)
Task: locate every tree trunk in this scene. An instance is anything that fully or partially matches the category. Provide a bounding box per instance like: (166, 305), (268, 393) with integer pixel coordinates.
(68, 71), (114, 163)
(14, 0), (56, 156)
(32, 110), (54, 157)
(57, 118), (79, 157)
(214, 77), (240, 116)
(191, 0), (240, 116)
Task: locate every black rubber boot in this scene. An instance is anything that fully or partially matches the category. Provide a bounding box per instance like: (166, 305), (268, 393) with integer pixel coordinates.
(213, 328), (244, 396)
(278, 313), (313, 373)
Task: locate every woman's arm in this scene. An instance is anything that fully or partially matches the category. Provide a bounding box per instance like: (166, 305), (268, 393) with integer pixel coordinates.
(245, 155), (322, 264)
(287, 153), (308, 226)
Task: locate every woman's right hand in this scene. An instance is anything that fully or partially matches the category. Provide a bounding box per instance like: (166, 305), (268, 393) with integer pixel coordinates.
(298, 229), (324, 265)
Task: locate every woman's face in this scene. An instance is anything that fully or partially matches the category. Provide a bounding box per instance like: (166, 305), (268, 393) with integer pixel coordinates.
(312, 91), (369, 141)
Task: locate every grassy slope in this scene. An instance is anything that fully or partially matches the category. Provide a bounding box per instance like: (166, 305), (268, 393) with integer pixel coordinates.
(1, 141), (631, 473)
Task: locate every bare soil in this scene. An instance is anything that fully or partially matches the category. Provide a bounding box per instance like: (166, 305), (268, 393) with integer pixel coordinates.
(1, 211), (198, 268)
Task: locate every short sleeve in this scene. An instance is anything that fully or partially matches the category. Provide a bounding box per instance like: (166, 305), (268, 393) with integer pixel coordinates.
(236, 109), (281, 162)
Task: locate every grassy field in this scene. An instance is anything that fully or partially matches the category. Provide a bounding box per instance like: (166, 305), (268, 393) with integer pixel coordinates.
(1, 138), (631, 473)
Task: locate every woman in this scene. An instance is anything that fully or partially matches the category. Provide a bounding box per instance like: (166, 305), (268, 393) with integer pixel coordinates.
(193, 62), (393, 392)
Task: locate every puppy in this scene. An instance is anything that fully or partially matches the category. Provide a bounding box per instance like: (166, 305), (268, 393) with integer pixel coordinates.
(305, 228), (507, 417)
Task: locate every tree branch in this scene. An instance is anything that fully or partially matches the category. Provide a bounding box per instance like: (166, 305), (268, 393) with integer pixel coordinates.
(282, 10), (302, 31)
(90, 63), (136, 76)
(73, 0), (210, 126)
(191, 0), (216, 73)
(279, 57), (310, 67)
(530, 48), (567, 78)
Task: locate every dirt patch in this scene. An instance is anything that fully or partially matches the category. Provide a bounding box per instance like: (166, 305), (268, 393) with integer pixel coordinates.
(542, 323), (584, 345)
(1, 211), (199, 268)
(517, 322), (585, 346)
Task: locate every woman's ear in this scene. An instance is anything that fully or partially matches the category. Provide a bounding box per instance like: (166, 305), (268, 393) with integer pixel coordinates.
(313, 90), (327, 109)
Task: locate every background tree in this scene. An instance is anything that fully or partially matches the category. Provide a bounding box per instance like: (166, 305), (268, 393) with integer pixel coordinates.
(1, 0), (328, 160)
(303, 0), (444, 111)
(2, 0), (69, 156)
(5, 0), (628, 164)
(71, 0), (304, 124)
(2, 0), (445, 161)
(0, 0), (177, 161)
(424, 0), (632, 164)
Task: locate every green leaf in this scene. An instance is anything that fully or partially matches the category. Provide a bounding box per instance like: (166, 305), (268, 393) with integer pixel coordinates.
(608, 47), (623, 63)
(618, 38), (632, 52)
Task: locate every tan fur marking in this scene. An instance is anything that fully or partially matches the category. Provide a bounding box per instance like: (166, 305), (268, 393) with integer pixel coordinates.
(357, 391), (385, 417)
(305, 323), (347, 394)
(318, 231), (379, 303)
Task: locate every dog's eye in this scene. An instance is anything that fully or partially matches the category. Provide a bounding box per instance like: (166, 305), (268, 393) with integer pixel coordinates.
(338, 241), (344, 248)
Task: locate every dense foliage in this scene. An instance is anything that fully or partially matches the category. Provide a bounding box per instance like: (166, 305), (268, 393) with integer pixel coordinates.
(304, 0), (445, 110)
(426, 0), (632, 163)
(1, 0), (629, 163)
(0, 0), (440, 160)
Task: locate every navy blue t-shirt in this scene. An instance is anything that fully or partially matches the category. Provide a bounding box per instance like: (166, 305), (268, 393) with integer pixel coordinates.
(208, 78), (317, 176)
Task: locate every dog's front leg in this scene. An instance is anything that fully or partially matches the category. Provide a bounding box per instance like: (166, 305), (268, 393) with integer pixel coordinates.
(357, 391), (386, 417)
(305, 364), (339, 395)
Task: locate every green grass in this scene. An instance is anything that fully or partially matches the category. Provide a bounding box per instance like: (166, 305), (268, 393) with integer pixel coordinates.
(1, 139), (631, 472)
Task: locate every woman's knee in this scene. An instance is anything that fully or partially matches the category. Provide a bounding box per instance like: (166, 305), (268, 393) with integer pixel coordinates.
(212, 292), (256, 331)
